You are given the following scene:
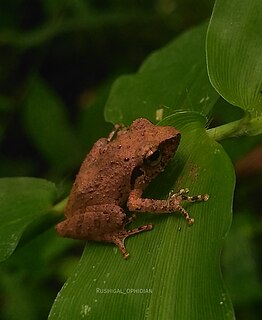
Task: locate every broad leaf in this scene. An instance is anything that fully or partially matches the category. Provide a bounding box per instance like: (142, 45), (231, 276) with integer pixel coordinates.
(49, 112), (235, 319)
(207, 0), (262, 115)
(0, 178), (57, 262)
(105, 23), (219, 124)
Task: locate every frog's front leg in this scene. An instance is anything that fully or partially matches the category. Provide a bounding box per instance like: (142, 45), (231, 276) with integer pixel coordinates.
(127, 188), (209, 225)
(56, 204), (152, 259)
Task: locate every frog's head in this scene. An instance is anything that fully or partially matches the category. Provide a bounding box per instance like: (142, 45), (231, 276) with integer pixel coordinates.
(129, 118), (181, 188)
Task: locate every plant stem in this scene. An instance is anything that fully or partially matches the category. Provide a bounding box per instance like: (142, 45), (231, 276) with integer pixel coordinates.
(53, 197), (68, 215)
(207, 115), (262, 141)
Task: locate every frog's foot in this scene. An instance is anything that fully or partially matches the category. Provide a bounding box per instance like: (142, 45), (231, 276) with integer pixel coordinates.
(169, 188), (209, 225)
(112, 224), (153, 259)
(170, 188), (209, 202)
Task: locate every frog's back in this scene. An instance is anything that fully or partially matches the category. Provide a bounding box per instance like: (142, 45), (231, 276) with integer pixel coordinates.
(64, 143), (133, 217)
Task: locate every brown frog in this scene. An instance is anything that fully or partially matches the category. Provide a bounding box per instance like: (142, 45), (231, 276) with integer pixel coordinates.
(56, 118), (209, 259)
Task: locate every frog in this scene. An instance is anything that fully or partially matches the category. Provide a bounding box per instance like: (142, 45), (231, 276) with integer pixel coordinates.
(55, 118), (209, 259)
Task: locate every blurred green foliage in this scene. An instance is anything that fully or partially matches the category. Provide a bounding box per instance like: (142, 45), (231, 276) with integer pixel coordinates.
(0, 0), (261, 319)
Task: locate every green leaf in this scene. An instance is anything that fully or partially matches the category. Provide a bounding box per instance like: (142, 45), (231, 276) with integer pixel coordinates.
(0, 178), (57, 262)
(105, 22), (219, 124)
(206, 0), (262, 115)
(23, 76), (84, 173)
(49, 112), (235, 319)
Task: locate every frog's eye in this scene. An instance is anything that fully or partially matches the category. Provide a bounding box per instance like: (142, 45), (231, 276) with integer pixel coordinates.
(144, 149), (162, 166)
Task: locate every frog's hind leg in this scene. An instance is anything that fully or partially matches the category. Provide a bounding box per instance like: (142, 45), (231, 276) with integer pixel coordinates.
(111, 224), (153, 259)
(56, 204), (153, 259)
